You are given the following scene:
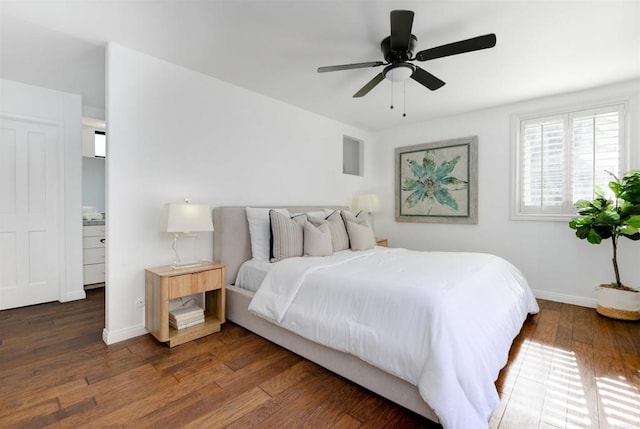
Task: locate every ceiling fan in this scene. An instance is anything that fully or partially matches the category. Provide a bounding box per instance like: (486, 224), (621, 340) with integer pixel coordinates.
(317, 10), (497, 98)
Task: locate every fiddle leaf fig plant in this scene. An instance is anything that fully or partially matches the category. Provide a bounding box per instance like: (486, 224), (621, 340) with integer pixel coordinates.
(569, 170), (640, 290)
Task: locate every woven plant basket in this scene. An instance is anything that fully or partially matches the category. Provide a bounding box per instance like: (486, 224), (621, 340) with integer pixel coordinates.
(596, 285), (640, 321)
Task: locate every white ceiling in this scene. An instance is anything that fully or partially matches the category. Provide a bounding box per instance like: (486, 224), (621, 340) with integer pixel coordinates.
(1, 0), (639, 131)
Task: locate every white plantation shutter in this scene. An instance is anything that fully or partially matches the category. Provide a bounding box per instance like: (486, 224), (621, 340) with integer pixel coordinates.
(571, 108), (621, 201)
(514, 103), (625, 219)
(521, 117), (565, 208)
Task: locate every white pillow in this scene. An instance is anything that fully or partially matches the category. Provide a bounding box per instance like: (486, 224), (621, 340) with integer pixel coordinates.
(341, 211), (376, 251)
(270, 211), (305, 262)
(246, 207), (289, 260)
(291, 210), (326, 219)
(304, 216), (333, 257)
(325, 210), (350, 252)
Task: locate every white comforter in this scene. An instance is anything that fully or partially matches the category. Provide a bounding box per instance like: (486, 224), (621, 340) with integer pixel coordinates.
(248, 248), (539, 429)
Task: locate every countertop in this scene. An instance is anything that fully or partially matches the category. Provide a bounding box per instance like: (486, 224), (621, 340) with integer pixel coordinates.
(83, 214), (105, 226)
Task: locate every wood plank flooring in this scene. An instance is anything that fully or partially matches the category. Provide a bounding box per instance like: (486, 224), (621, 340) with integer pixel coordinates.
(1, 289), (639, 428)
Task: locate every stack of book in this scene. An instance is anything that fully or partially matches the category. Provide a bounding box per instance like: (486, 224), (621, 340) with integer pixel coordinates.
(169, 305), (205, 330)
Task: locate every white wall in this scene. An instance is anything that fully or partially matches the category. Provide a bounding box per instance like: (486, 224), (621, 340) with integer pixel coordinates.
(0, 78), (84, 303)
(372, 80), (640, 308)
(104, 43), (373, 343)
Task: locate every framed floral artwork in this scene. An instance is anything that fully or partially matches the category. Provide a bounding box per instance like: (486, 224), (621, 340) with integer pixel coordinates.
(395, 136), (478, 224)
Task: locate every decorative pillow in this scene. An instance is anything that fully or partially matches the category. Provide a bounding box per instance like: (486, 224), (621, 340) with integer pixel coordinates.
(341, 211), (376, 251)
(246, 207), (289, 260)
(325, 210), (350, 252)
(270, 211), (305, 262)
(292, 210), (326, 219)
(304, 216), (333, 257)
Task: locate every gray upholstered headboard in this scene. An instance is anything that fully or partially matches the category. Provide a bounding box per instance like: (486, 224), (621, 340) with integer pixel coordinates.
(212, 206), (348, 284)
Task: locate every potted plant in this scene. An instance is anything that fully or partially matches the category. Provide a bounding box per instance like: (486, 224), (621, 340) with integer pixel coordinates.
(569, 169), (640, 320)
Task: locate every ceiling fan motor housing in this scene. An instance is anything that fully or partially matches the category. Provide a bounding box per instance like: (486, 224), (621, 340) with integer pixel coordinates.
(381, 35), (417, 63)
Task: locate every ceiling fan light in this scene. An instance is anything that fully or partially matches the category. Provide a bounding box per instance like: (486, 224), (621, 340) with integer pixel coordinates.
(384, 64), (414, 82)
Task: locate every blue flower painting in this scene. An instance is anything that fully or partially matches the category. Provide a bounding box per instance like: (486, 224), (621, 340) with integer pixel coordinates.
(396, 137), (478, 224)
(402, 152), (468, 212)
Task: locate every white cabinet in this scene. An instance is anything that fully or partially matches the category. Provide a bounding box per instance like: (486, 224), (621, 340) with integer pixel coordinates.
(83, 224), (105, 285)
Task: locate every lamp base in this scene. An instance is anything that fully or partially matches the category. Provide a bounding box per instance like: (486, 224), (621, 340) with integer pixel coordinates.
(171, 260), (202, 270)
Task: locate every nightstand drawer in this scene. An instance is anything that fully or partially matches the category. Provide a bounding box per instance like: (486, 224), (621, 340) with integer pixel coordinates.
(200, 269), (222, 291)
(168, 270), (222, 298)
(169, 273), (203, 298)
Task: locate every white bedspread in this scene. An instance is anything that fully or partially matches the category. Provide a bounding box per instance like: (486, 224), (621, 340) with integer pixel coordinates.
(248, 248), (539, 429)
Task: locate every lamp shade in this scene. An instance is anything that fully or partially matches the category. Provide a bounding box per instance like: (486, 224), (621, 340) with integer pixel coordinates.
(160, 203), (214, 233)
(354, 194), (381, 213)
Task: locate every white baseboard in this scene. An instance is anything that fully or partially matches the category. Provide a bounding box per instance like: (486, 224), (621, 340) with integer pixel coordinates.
(62, 289), (86, 302)
(102, 324), (148, 345)
(532, 288), (596, 309)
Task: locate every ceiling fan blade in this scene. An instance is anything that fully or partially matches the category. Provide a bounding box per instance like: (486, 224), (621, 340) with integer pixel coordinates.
(415, 33), (497, 62)
(317, 61), (385, 73)
(411, 66), (446, 91)
(390, 10), (414, 51)
(353, 72), (385, 98)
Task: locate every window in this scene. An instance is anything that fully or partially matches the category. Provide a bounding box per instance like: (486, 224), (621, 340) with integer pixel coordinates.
(513, 102), (626, 219)
(94, 131), (106, 158)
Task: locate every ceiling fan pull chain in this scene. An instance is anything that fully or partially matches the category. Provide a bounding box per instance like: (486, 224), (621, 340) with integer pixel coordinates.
(390, 73), (394, 110)
(403, 81), (407, 117)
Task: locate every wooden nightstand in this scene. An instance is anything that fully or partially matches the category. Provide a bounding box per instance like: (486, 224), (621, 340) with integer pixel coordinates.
(376, 238), (388, 247)
(145, 261), (225, 347)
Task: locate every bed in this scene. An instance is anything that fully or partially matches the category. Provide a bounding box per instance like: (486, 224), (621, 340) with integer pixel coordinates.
(213, 206), (538, 429)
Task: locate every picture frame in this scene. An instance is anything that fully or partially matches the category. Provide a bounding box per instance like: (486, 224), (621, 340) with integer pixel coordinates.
(395, 136), (478, 224)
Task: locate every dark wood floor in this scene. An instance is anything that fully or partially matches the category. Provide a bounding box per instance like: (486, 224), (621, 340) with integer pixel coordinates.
(1, 289), (639, 429)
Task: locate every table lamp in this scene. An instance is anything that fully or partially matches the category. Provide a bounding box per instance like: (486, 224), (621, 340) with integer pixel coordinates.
(160, 201), (214, 269)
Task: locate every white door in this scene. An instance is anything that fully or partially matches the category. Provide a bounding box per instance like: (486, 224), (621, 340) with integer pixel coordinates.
(0, 116), (60, 309)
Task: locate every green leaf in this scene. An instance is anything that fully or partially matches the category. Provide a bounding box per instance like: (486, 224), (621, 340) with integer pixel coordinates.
(619, 170), (640, 203)
(434, 189), (458, 210)
(408, 160), (425, 180)
(609, 181), (622, 198)
(595, 210), (620, 225)
(570, 217), (592, 229)
(402, 179), (422, 192)
(441, 176), (465, 186)
(422, 153), (436, 176)
(435, 156), (460, 180)
(620, 225), (638, 236)
(405, 191), (421, 208)
(594, 186), (605, 198)
(626, 215), (640, 228)
(574, 217), (592, 226)
(574, 200), (591, 209)
(576, 207), (597, 216)
(621, 189), (640, 204)
(575, 225), (591, 240)
(623, 232), (640, 241)
(587, 228), (602, 244)
(594, 226), (614, 240)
